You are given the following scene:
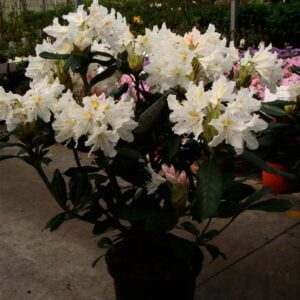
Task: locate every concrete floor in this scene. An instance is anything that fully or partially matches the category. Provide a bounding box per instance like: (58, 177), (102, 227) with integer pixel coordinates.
(0, 143), (300, 300)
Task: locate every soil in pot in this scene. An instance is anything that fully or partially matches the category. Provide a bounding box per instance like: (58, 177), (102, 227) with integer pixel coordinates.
(105, 233), (203, 300)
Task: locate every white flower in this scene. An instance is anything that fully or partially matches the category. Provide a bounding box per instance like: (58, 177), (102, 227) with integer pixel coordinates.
(209, 109), (248, 154)
(52, 91), (82, 143)
(168, 82), (208, 140)
(145, 163), (166, 195)
(22, 77), (64, 123)
(209, 75), (235, 106)
(63, 5), (89, 28)
(85, 124), (119, 157)
(0, 87), (18, 121)
(227, 88), (261, 114)
(68, 25), (95, 51)
(209, 107), (267, 154)
(264, 84), (300, 102)
(43, 17), (68, 41)
(240, 44), (283, 90)
(142, 24), (194, 92)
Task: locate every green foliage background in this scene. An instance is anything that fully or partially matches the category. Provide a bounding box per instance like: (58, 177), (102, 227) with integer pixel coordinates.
(0, 1), (299, 60)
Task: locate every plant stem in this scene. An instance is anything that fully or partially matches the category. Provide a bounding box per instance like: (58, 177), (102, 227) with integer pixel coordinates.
(72, 148), (82, 168)
(217, 215), (238, 236)
(199, 218), (212, 238)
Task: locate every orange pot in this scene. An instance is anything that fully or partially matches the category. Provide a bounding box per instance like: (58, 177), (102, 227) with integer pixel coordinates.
(262, 162), (296, 194)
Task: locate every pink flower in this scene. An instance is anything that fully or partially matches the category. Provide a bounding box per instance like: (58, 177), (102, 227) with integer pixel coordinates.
(161, 164), (189, 186)
(120, 74), (150, 101)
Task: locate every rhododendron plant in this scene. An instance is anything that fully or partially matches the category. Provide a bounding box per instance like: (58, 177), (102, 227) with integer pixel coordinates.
(0, 1), (295, 262)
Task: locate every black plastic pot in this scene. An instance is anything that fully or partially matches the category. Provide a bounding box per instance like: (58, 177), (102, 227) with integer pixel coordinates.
(105, 233), (203, 300)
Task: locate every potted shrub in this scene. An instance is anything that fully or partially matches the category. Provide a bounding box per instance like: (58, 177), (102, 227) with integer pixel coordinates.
(0, 2), (295, 299)
(259, 61), (300, 193)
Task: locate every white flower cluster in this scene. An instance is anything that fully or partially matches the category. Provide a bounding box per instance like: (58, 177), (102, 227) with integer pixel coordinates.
(167, 76), (268, 154)
(1, 1), (282, 159)
(0, 77), (64, 131)
(241, 44), (283, 91)
(136, 24), (233, 92)
(26, 0), (133, 83)
(53, 93), (137, 157)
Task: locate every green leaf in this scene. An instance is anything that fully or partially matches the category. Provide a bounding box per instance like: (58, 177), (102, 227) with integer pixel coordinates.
(260, 103), (286, 117)
(202, 230), (220, 241)
(92, 219), (114, 235)
(69, 172), (92, 205)
(265, 100), (297, 108)
(64, 55), (81, 72)
(64, 166), (100, 177)
(194, 158), (223, 219)
(90, 66), (117, 86)
(91, 58), (116, 67)
(51, 169), (67, 205)
(204, 244), (227, 261)
(248, 198), (293, 212)
(115, 205), (153, 221)
(117, 147), (143, 160)
(243, 187), (271, 208)
(167, 135), (181, 159)
(223, 183), (255, 203)
(97, 237), (113, 248)
(241, 151), (298, 180)
(145, 212), (178, 233)
(91, 51), (115, 59)
(39, 51), (69, 60)
(134, 92), (169, 134)
(180, 221), (200, 236)
(44, 212), (66, 232)
(0, 154), (16, 161)
(92, 255), (105, 268)
(0, 142), (25, 149)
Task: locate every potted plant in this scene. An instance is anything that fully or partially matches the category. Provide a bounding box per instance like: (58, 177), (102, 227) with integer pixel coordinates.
(258, 60), (300, 193)
(0, 2), (295, 299)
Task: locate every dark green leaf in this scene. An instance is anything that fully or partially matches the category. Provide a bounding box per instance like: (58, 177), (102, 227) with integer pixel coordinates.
(180, 221), (200, 236)
(202, 230), (220, 241)
(0, 154), (16, 161)
(91, 51), (115, 59)
(248, 198), (293, 212)
(92, 255), (105, 268)
(264, 100), (297, 108)
(69, 172), (92, 205)
(64, 166), (100, 177)
(51, 169), (67, 205)
(145, 212), (178, 233)
(167, 135), (181, 159)
(194, 158), (223, 219)
(92, 219), (114, 235)
(0, 142), (25, 149)
(64, 55), (81, 72)
(258, 134), (274, 147)
(39, 51), (69, 60)
(90, 66), (117, 86)
(117, 147), (143, 160)
(97, 237), (113, 248)
(134, 92), (169, 134)
(204, 244), (227, 261)
(241, 151), (298, 180)
(260, 103), (286, 117)
(44, 212), (66, 232)
(115, 205), (153, 221)
(90, 58), (116, 67)
(223, 183), (255, 203)
(243, 187), (271, 208)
